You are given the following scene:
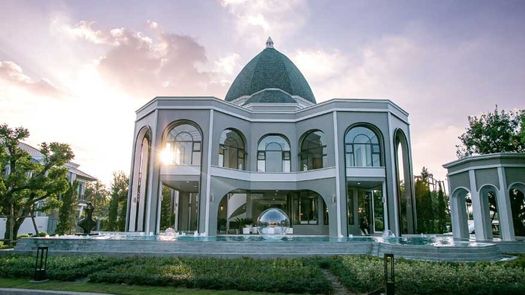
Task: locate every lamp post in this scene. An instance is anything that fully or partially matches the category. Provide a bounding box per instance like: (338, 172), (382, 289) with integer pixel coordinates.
(34, 246), (48, 281)
(384, 253), (395, 295)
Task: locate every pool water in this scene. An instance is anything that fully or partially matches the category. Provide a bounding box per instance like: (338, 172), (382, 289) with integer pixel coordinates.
(42, 232), (487, 247)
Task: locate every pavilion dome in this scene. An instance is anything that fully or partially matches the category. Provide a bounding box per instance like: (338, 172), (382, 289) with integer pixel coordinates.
(225, 37), (316, 104)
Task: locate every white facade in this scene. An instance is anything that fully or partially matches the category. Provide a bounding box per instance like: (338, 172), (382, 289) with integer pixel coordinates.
(126, 41), (416, 237)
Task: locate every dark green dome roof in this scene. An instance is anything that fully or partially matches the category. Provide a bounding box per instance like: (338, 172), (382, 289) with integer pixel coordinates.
(225, 41), (316, 103)
(245, 89), (296, 104)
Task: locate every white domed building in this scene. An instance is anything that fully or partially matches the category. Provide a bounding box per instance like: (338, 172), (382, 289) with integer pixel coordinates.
(126, 38), (416, 238)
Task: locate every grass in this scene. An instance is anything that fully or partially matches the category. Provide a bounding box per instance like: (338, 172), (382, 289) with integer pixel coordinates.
(0, 277), (279, 295)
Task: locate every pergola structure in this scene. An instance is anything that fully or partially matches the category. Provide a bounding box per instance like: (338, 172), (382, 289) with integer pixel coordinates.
(444, 153), (525, 241)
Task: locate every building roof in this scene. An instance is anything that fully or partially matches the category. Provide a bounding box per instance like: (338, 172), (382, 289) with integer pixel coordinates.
(225, 38), (316, 104)
(18, 142), (96, 181)
(244, 88), (296, 104)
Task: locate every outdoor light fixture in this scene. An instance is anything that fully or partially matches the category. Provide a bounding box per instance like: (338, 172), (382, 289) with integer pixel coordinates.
(34, 246), (48, 281)
(384, 253), (395, 295)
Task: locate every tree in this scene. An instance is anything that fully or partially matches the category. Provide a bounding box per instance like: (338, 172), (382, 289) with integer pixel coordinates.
(56, 181), (79, 235)
(0, 124), (74, 244)
(457, 106), (525, 158)
(415, 167), (434, 233)
(160, 186), (176, 231)
(435, 183), (450, 233)
(84, 181), (109, 223)
(107, 171), (128, 231)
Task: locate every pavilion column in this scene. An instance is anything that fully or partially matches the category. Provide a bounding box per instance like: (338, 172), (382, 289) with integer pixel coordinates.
(497, 167), (515, 241)
(448, 178), (460, 239)
(146, 111), (161, 235)
(450, 190), (468, 240)
(469, 170), (489, 241)
(480, 190), (493, 240)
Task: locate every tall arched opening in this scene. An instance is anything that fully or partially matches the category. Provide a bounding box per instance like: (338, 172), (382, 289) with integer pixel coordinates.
(509, 183), (525, 237)
(159, 121), (203, 233)
(344, 125), (386, 236)
(394, 129), (415, 235)
(217, 190), (329, 235)
(128, 127), (152, 232)
(450, 187), (470, 240)
(479, 185), (500, 240)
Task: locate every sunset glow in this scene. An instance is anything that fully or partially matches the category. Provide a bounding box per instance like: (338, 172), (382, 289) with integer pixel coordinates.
(1, 0), (524, 184)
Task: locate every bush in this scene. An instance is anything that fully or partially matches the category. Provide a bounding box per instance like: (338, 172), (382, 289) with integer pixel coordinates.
(0, 255), (127, 281)
(328, 256), (525, 295)
(89, 257), (331, 294)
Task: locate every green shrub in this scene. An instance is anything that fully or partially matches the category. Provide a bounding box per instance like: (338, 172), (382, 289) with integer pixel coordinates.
(328, 256), (525, 295)
(0, 255), (127, 281)
(89, 257), (331, 294)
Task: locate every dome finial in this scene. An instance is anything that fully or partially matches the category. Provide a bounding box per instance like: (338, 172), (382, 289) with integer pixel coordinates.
(266, 37), (274, 48)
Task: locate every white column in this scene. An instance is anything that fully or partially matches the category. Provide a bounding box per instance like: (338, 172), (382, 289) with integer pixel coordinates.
(156, 186), (163, 233)
(388, 115), (400, 236)
(449, 179), (461, 239)
(382, 181), (389, 231)
(370, 190), (376, 233)
(480, 190), (493, 240)
(469, 170), (488, 240)
(497, 167), (515, 241)
(174, 191), (179, 231)
(145, 110), (159, 235)
(332, 111), (342, 237)
(204, 109), (214, 236)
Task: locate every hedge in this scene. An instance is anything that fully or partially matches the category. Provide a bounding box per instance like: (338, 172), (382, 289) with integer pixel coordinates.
(329, 255), (525, 295)
(88, 257), (331, 294)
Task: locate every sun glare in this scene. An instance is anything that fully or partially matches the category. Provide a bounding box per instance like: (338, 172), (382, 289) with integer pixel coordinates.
(160, 143), (174, 165)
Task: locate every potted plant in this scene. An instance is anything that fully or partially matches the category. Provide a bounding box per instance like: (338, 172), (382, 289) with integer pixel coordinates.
(234, 218), (253, 235)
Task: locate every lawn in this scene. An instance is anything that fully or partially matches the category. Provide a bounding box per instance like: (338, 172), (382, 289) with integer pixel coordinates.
(0, 277), (278, 295)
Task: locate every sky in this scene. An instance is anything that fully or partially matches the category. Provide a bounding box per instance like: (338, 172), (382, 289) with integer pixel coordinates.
(1, 0), (524, 186)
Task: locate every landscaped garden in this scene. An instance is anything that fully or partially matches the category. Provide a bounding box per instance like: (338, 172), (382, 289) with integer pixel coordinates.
(1, 254), (525, 294)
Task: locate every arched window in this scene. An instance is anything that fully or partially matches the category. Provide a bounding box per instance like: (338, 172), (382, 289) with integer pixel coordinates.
(345, 126), (381, 167)
(257, 135), (291, 172)
(164, 124), (202, 165)
(299, 130), (327, 171)
(219, 129), (246, 170)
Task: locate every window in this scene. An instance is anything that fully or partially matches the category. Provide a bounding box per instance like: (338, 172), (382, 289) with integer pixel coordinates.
(165, 124), (202, 165)
(77, 182), (84, 201)
(257, 135), (291, 172)
(345, 126), (381, 167)
(299, 130), (327, 171)
(292, 192), (320, 225)
(218, 129), (246, 170)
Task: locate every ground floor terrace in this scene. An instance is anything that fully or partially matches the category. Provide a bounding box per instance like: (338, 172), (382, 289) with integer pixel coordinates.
(147, 178), (396, 239)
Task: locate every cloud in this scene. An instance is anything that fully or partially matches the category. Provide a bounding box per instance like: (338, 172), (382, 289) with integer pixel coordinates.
(0, 61), (63, 98)
(220, 0), (309, 46)
(291, 31), (525, 180)
(292, 49), (348, 84)
(61, 21), (230, 99)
